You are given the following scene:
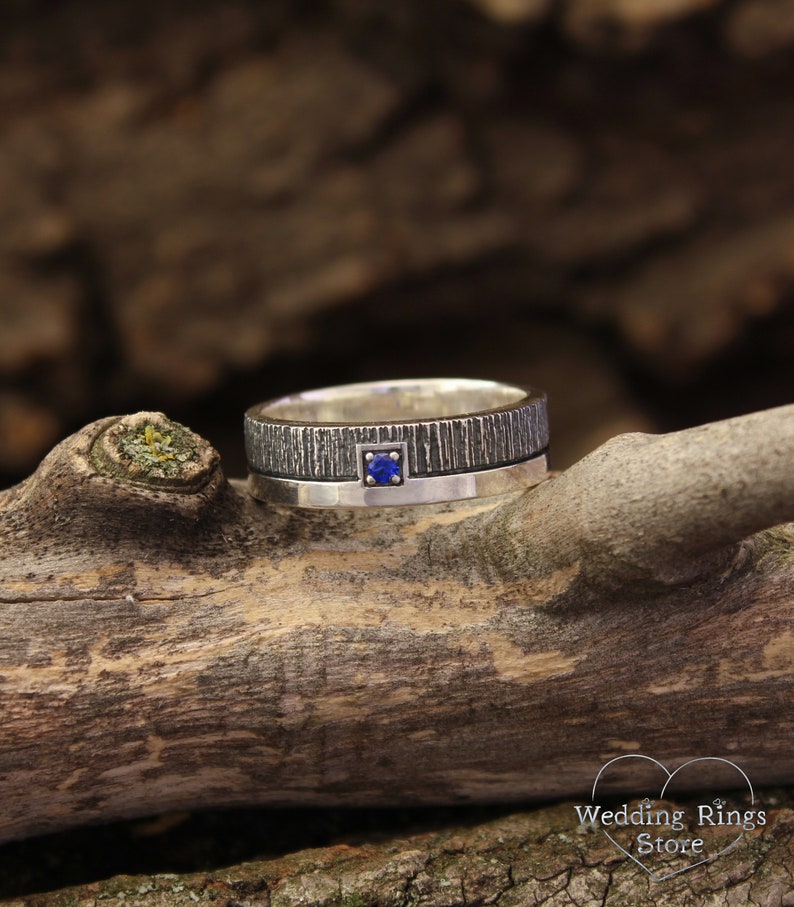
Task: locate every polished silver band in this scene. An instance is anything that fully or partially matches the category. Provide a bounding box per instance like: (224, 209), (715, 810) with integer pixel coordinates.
(245, 378), (549, 508)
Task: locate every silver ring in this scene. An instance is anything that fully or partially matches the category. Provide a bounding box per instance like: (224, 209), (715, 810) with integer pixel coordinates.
(244, 378), (549, 508)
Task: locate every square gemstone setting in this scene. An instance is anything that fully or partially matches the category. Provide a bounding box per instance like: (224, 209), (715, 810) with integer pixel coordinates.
(359, 444), (406, 487)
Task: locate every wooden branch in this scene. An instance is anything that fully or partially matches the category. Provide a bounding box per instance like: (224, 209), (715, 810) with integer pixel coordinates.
(8, 794), (794, 907)
(482, 403), (794, 585)
(0, 407), (792, 843)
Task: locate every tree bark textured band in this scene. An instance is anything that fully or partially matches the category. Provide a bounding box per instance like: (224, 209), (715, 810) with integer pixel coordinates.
(244, 378), (549, 507)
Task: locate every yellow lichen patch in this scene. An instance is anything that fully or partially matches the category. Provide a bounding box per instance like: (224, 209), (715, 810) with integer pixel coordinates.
(140, 424), (176, 462)
(91, 411), (211, 487)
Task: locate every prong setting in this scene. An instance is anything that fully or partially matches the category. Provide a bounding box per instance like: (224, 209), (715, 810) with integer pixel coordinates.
(359, 445), (405, 488)
(245, 380), (549, 506)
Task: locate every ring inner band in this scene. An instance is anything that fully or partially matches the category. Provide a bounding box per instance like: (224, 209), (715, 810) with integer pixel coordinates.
(258, 378), (529, 423)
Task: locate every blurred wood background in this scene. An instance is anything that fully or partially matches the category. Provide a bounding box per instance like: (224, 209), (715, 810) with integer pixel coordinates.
(1, 0), (793, 487)
(1, 3), (794, 901)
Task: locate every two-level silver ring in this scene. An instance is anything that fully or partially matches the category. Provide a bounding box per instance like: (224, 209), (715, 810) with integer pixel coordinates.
(244, 378), (549, 508)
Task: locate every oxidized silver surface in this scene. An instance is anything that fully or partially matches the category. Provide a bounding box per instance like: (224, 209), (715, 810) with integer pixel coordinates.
(244, 378), (549, 507)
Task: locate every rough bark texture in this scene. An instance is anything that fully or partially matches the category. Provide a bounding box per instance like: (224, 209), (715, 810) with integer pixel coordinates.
(0, 406), (792, 851)
(1, 0), (794, 479)
(1, 795), (792, 907)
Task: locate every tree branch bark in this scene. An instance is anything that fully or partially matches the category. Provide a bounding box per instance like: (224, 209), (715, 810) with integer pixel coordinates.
(479, 403), (794, 586)
(5, 795), (794, 907)
(0, 407), (792, 843)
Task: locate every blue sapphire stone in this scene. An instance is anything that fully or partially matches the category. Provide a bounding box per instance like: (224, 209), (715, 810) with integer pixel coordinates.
(366, 452), (401, 485)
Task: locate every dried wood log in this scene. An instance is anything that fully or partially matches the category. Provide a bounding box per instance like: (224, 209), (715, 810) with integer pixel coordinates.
(0, 406), (792, 844)
(5, 794), (794, 907)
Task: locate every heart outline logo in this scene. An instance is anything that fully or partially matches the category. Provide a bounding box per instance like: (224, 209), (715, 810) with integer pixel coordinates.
(591, 755), (754, 882)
